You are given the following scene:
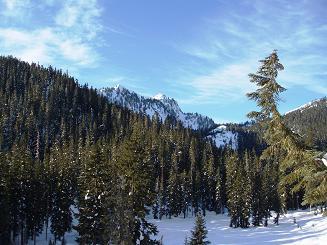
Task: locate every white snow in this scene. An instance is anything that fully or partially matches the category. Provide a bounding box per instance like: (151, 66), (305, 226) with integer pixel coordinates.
(208, 125), (238, 149)
(285, 98), (327, 115)
(28, 210), (326, 244)
(315, 153), (327, 167)
(323, 153), (327, 167)
(102, 85), (238, 148)
(100, 85), (217, 131)
(218, 125), (227, 130)
(151, 210), (327, 245)
(153, 93), (167, 100)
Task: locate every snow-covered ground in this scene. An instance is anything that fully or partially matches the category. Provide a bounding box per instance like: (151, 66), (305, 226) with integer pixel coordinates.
(151, 210), (327, 245)
(29, 210), (326, 244)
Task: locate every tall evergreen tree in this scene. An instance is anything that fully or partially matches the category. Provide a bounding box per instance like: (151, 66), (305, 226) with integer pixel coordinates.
(246, 50), (327, 209)
(202, 142), (216, 212)
(115, 123), (158, 244)
(226, 151), (240, 227)
(49, 141), (76, 243)
(167, 148), (184, 217)
(76, 142), (111, 244)
(0, 151), (10, 244)
(189, 213), (210, 245)
(189, 138), (200, 214)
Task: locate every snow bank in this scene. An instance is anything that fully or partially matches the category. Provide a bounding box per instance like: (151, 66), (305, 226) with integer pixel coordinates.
(29, 210), (326, 244)
(150, 210), (327, 245)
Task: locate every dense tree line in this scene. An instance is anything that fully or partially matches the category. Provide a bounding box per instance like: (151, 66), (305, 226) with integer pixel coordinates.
(0, 55), (325, 244)
(284, 97), (327, 150)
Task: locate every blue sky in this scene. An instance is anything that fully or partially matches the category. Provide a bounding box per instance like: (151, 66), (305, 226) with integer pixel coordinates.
(0, 0), (326, 122)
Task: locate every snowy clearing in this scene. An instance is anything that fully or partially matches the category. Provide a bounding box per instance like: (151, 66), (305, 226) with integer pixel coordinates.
(150, 210), (327, 245)
(29, 210), (326, 244)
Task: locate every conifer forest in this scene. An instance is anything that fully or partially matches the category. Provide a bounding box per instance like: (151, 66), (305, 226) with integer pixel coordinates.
(0, 51), (326, 245)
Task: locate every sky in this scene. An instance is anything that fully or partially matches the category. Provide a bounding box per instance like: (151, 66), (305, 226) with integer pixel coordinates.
(0, 0), (326, 123)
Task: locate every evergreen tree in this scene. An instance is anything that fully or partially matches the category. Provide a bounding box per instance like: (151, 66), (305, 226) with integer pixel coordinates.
(189, 138), (200, 214)
(50, 141), (76, 243)
(226, 151), (240, 227)
(246, 50), (326, 209)
(226, 151), (252, 228)
(0, 151), (10, 244)
(251, 154), (264, 226)
(115, 123), (158, 244)
(76, 142), (111, 244)
(214, 165), (223, 214)
(167, 148), (183, 217)
(189, 213), (210, 245)
(202, 142), (216, 212)
(239, 152), (252, 228)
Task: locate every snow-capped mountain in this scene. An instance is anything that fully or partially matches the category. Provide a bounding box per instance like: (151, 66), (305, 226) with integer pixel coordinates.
(101, 84), (216, 130)
(285, 97), (327, 115)
(100, 85), (238, 148)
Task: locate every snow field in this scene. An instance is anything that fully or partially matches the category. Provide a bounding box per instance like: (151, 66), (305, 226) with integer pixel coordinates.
(28, 210), (326, 244)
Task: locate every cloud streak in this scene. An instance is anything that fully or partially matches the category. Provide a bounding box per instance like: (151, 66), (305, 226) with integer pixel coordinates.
(0, 0), (103, 69)
(174, 0), (327, 104)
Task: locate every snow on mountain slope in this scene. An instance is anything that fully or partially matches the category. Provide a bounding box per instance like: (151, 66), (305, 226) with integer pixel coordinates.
(101, 85), (237, 148)
(101, 85), (215, 130)
(207, 125), (238, 149)
(285, 97), (327, 115)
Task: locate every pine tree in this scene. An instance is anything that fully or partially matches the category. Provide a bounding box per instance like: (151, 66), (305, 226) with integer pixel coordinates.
(153, 177), (160, 219)
(76, 142), (111, 244)
(0, 151), (10, 244)
(189, 213), (210, 245)
(246, 50), (327, 209)
(251, 154), (264, 226)
(50, 141), (76, 243)
(239, 152), (252, 228)
(225, 150), (252, 228)
(189, 138), (200, 214)
(202, 142), (216, 212)
(167, 148), (183, 217)
(115, 123), (158, 244)
(226, 151), (240, 227)
(214, 166), (223, 214)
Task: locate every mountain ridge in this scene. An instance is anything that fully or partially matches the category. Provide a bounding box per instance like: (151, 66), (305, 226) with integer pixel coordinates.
(100, 84), (238, 148)
(101, 85), (216, 131)
(284, 96), (327, 149)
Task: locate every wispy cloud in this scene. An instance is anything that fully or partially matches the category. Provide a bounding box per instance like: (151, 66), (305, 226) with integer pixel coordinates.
(174, 0), (327, 104)
(177, 62), (257, 105)
(55, 0), (102, 40)
(1, 0), (31, 18)
(0, 0), (103, 69)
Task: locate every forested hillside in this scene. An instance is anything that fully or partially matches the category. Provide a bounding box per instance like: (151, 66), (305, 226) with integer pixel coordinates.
(0, 56), (324, 244)
(284, 97), (327, 150)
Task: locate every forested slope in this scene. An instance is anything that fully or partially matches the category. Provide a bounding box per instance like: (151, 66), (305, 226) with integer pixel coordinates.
(0, 56), (319, 244)
(284, 97), (327, 150)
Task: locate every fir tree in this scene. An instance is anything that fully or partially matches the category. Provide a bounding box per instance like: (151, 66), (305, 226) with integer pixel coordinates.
(189, 138), (200, 214)
(202, 142), (216, 212)
(167, 148), (184, 217)
(76, 142), (111, 244)
(226, 151), (240, 227)
(189, 213), (210, 245)
(50, 141), (76, 243)
(116, 123), (158, 244)
(0, 151), (10, 244)
(246, 50), (326, 209)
